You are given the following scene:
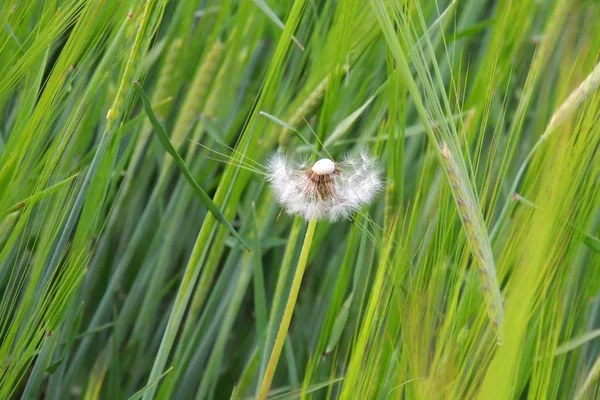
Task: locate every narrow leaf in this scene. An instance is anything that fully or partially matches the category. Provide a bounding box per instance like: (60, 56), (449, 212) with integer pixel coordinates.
(584, 234), (600, 254)
(556, 329), (600, 356)
(252, 0), (305, 51)
(127, 367), (174, 400)
(259, 110), (299, 132)
(268, 377), (345, 399)
(324, 91), (379, 147)
(259, 111), (315, 151)
(4, 173), (80, 215)
(324, 294), (354, 355)
(134, 82), (249, 250)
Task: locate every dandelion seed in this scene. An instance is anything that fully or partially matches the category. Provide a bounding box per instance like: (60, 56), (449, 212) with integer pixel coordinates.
(267, 150), (382, 221)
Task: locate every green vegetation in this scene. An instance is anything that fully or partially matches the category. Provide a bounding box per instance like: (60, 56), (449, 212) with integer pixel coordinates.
(1, 0), (599, 399)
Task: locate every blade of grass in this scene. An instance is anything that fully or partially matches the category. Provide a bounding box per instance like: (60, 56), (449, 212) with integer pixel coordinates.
(251, 0), (305, 51)
(133, 81), (249, 250)
(127, 367), (173, 400)
(4, 173), (79, 215)
(555, 329), (600, 356)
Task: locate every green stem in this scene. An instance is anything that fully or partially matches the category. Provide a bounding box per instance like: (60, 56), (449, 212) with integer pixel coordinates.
(257, 219), (317, 400)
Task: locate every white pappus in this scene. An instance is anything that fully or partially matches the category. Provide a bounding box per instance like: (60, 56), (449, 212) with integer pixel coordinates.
(267, 150), (382, 221)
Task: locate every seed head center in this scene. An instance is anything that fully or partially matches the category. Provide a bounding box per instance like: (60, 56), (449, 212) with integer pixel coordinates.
(311, 158), (336, 176)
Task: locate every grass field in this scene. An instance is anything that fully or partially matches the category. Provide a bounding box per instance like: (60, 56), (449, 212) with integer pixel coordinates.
(1, 0), (600, 399)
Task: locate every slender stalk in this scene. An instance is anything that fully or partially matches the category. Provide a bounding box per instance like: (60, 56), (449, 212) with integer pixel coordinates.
(257, 219), (317, 400)
(259, 218), (304, 380)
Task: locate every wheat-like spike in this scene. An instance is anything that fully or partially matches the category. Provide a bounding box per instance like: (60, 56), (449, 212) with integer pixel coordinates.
(170, 40), (224, 151)
(203, 51), (234, 119)
(440, 142), (504, 343)
(105, 8), (154, 129)
(152, 38), (183, 120)
(134, 37), (184, 149)
(107, 37), (186, 203)
(545, 61), (600, 137)
(288, 76), (329, 129)
(278, 76), (329, 147)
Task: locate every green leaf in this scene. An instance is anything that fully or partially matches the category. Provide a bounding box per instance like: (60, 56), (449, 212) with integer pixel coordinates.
(555, 329), (600, 356)
(268, 377), (345, 399)
(45, 356), (65, 374)
(450, 18), (495, 42)
(515, 194), (600, 254)
(324, 294), (354, 355)
(259, 111), (316, 152)
(4, 173), (79, 216)
(127, 367), (174, 400)
(251, 0), (305, 51)
(323, 90), (380, 148)
(258, 111), (298, 132)
(584, 234), (600, 254)
(133, 81), (249, 250)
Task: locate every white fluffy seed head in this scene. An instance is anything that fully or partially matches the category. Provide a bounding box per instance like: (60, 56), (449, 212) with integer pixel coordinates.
(311, 158), (336, 175)
(266, 150), (382, 222)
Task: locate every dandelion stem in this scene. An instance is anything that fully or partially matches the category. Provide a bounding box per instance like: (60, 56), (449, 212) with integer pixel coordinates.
(257, 219), (317, 400)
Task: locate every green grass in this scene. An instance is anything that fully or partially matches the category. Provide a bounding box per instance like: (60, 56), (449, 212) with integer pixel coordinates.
(1, 0), (599, 399)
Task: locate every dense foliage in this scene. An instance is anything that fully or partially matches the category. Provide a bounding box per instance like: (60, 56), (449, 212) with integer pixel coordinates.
(1, 0), (599, 399)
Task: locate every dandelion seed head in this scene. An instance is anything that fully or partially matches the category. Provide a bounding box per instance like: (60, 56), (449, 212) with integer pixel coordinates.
(267, 150), (382, 222)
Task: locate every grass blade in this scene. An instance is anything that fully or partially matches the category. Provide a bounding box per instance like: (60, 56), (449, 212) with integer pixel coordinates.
(127, 367), (173, 400)
(133, 81), (249, 250)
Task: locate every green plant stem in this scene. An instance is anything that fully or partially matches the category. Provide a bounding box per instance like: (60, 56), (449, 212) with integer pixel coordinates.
(257, 219), (317, 400)
(259, 218), (304, 380)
